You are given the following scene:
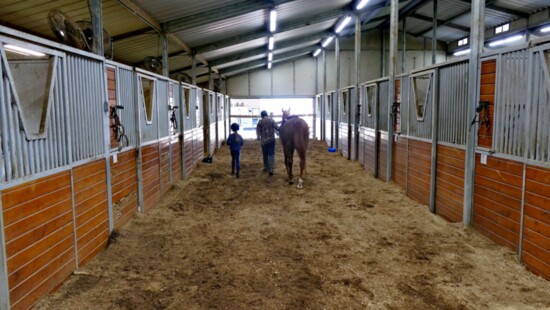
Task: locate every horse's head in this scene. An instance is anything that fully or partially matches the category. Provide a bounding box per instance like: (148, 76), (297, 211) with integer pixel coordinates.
(281, 108), (291, 121)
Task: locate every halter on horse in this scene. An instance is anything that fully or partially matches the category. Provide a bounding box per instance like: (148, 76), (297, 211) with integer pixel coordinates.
(279, 109), (309, 189)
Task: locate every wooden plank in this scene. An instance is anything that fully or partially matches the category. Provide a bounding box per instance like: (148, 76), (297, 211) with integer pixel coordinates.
(78, 221), (109, 266)
(4, 199), (72, 242)
(75, 196), (108, 228)
(73, 160), (106, 181)
(73, 169), (107, 193)
(521, 240), (550, 270)
(9, 256), (75, 310)
(436, 169), (464, 189)
(480, 73), (496, 85)
(438, 145), (465, 160)
(522, 229), (550, 258)
(523, 216), (550, 238)
(474, 194), (521, 225)
(481, 60), (496, 74)
(526, 165), (550, 183)
(2, 186), (72, 226)
(474, 174), (523, 200)
(522, 252), (550, 281)
(2, 172), (71, 210)
(480, 84), (495, 95)
(475, 154), (523, 176)
(5, 213), (74, 259)
(525, 179), (550, 199)
(473, 213), (518, 251)
(524, 193), (550, 218)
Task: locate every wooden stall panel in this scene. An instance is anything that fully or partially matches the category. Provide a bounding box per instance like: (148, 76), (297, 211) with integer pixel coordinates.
(184, 130), (194, 176)
(73, 160), (109, 266)
(378, 132), (388, 182)
(141, 143), (161, 213)
(522, 165), (550, 280)
(363, 128), (376, 174)
(435, 145), (465, 223)
(406, 139), (432, 206)
(1, 171), (75, 309)
(478, 59), (496, 148)
(171, 134), (183, 181)
(111, 149), (138, 229)
(473, 155), (523, 251)
(392, 137), (407, 189)
(160, 138), (171, 195)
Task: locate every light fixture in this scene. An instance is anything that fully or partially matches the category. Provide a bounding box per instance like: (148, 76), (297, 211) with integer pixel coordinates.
(4, 44), (46, 57)
(268, 62), (272, 69)
(335, 16), (352, 34)
(356, 0), (369, 10)
(270, 10), (277, 32)
(268, 36), (274, 50)
(488, 35), (522, 47)
(322, 36), (334, 48)
(453, 49), (470, 56)
(540, 26), (550, 33)
(313, 49), (322, 57)
(268, 52), (273, 61)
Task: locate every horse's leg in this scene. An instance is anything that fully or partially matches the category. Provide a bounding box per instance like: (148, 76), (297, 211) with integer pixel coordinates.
(296, 146), (306, 189)
(285, 147), (294, 185)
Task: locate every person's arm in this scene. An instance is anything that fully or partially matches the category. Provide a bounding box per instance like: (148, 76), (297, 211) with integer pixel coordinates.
(227, 134), (233, 146)
(239, 134), (244, 146)
(256, 121), (262, 140)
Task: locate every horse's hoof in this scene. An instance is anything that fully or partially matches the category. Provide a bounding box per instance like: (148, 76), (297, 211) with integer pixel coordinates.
(288, 181), (294, 185)
(297, 179), (303, 189)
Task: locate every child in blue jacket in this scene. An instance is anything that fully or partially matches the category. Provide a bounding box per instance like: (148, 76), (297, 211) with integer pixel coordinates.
(227, 123), (244, 178)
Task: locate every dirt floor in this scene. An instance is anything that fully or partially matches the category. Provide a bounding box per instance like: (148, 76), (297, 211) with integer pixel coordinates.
(36, 139), (550, 310)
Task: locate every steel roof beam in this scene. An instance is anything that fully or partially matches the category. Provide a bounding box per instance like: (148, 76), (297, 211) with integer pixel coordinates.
(112, 27), (153, 41)
(193, 6), (355, 54)
(164, 0), (297, 33)
(219, 45), (315, 74)
(377, 0), (429, 29)
(208, 31), (330, 67)
(115, 0), (211, 69)
(486, 4), (529, 19)
(409, 13), (470, 32)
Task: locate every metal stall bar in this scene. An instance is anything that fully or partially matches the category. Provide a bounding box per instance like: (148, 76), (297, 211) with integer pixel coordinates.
(134, 69), (144, 212)
(429, 69), (439, 213)
(323, 49), (327, 142)
(354, 12), (361, 161)
(102, 62), (114, 232)
(463, 0), (485, 226)
(387, 0), (398, 181)
(335, 37), (340, 149)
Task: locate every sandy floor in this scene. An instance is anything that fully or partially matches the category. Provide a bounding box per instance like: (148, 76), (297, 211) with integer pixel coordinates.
(36, 139), (550, 310)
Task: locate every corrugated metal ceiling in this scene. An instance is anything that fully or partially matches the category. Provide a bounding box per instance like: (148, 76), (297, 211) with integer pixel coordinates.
(0, 0), (549, 82)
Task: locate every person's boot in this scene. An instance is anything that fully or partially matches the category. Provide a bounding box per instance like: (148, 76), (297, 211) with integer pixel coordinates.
(236, 171), (240, 178)
(231, 168), (234, 175)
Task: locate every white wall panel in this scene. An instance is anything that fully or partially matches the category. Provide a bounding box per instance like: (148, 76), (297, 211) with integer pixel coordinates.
(250, 70), (272, 96)
(228, 73), (249, 96)
(295, 58), (316, 96)
(273, 61), (294, 96)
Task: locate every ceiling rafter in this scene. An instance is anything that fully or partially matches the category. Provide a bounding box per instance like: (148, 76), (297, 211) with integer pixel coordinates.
(219, 45), (315, 75)
(193, 6), (353, 55)
(486, 4), (529, 19)
(115, 0), (211, 69)
(209, 31), (330, 67)
(409, 13), (470, 32)
(414, 0), (498, 37)
(164, 0), (297, 33)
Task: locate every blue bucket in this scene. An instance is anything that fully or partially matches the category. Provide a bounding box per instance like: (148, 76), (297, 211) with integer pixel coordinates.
(328, 147), (337, 153)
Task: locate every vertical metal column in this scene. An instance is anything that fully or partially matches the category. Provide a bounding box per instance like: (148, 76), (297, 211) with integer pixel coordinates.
(179, 83), (186, 179)
(335, 37), (340, 149)
(101, 64), (114, 232)
(208, 66), (212, 90)
(354, 13), (361, 161)
(381, 29), (386, 77)
(429, 71), (439, 213)
(0, 193), (11, 310)
(314, 57), (318, 139)
(161, 33), (169, 77)
(431, 0), (438, 65)
(322, 49), (327, 142)
(134, 70), (145, 213)
(387, 0), (398, 182)
(191, 54), (197, 85)
(463, 0), (485, 225)
(88, 0), (104, 56)
(402, 17), (407, 73)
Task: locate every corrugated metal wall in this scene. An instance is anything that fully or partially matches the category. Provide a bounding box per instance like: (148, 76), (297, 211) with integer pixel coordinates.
(139, 76), (160, 143)
(117, 66), (138, 148)
(437, 61), (469, 145)
(529, 48), (550, 162)
(157, 79), (170, 138)
(67, 55), (105, 162)
(378, 80), (389, 132)
(408, 71), (434, 139)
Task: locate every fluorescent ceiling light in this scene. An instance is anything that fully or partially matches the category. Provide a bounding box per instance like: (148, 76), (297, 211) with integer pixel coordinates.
(488, 35), (522, 47)
(4, 44), (46, 57)
(356, 0), (369, 9)
(541, 26), (550, 33)
(270, 10), (277, 32)
(313, 49), (322, 57)
(268, 62), (272, 69)
(335, 16), (352, 34)
(268, 52), (273, 61)
(268, 36), (274, 50)
(453, 49), (470, 56)
(322, 36), (334, 47)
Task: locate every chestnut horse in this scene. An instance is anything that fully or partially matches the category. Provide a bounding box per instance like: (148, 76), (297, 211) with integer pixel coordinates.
(280, 109), (309, 189)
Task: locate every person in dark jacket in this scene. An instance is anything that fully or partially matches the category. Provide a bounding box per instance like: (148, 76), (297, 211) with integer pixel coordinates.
(256, 110), (279, 176)
(227, 123), (244, 178)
